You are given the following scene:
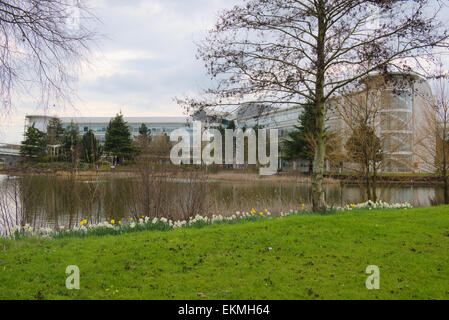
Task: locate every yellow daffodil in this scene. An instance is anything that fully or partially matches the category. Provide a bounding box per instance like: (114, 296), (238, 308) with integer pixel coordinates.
(111, 220), (115, 224)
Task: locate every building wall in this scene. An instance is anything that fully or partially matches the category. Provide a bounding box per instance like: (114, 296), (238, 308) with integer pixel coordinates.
(233, 73), (434, 173)
(25, 116), (192, 144)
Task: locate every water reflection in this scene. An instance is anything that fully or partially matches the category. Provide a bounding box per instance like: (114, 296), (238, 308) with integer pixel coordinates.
(0, 174), (443, 235)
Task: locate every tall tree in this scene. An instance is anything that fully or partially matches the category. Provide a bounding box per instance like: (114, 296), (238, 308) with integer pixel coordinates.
(0, 0), (97, 111)
(134, 124), (152, 156)
(104, 113), (133, 164)
(415, 72), (449, 204)
(20, 124), (46, 161)
(283, 103), (317, 175)
(62, 121), (81, 167)
(138, 123), (150, 138)
(81, 130), (100, 164)
(180, 0), (449, 211)
(346, 124), (384, 201)
(334, 78), (397, 202)
(46, 118), (65, 145)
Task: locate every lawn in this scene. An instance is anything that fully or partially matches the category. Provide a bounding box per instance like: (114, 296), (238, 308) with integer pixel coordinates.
(0, 207), (448, 300)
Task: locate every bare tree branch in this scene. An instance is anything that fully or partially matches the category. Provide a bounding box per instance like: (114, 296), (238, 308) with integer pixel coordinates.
(0, 0), (98, 112)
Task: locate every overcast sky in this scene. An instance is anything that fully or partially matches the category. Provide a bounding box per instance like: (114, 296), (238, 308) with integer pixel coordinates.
(0, 0), (240, 144)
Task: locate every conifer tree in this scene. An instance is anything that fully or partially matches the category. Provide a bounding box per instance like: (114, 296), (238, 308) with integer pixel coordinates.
(104, 113), (133, 164)
(20, 124), (47, 161)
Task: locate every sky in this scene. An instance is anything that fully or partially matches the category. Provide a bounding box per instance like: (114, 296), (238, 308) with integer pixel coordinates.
(0, 0), (240, 144)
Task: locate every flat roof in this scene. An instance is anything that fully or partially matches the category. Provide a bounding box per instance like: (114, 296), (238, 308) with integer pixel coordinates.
(60, 117), (190, 124)
(26, 115), (190, 124)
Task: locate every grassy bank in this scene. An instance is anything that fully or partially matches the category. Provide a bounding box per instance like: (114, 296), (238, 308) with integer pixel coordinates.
(0, 207), (448, 300)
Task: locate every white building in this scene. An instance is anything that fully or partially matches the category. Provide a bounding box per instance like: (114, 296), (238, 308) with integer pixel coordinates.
(25, 116), (192, 143)
(231, 73), (434, 173)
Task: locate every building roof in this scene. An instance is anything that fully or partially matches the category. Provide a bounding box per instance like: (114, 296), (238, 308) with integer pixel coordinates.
(26, 115), (190, 124)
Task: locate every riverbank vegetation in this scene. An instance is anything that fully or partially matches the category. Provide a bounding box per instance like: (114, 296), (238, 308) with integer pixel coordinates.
(0, 206), (448, 300)
(4, 201), (412, 240)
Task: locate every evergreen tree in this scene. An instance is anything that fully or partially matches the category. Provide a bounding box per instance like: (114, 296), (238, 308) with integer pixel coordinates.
(62, 122), (81, 165)
(46, 118), (65, 145)
(282, 103), (317, 174)
(104, 113), (133, 163)
(46, 118), (65, 160)
(134, 124), (152, 155)
(81, 130), (100, 164)
(20, 124), (47, 161)
(227, 120), (236, 130)
(138, 123), (150, 138)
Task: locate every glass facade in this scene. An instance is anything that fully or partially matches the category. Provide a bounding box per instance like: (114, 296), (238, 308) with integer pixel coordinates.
(380, 89), (414, 172)
(58, 117), (191, 143)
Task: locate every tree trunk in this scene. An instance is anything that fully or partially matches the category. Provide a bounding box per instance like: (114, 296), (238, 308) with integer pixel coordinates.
(366, 172), (372, 201)
(444, 172), (449, 205)
(312, 101), (326, 212)
(365, 160), (372, 201)
(372, 161), (378, 203)
(311, 4), (327, 212)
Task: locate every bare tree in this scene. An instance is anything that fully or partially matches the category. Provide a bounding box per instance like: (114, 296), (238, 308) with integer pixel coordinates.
(0, 0), (97, 111)
(179, 0), (449, 211)
(334, 80), (385, 202)
(415, 73), (449, 203)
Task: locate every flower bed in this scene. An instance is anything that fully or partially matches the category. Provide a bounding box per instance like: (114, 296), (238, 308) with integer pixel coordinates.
(7, 201), (413, 240)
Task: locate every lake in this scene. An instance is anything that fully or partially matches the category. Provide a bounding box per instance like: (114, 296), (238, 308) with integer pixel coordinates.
(0, 174), (444, 235)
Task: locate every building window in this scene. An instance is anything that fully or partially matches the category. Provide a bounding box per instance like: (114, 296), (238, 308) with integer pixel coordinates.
(382, 89), (412, 111)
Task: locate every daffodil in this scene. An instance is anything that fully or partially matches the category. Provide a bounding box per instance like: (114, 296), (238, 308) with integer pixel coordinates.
(111, 220), (115, 224)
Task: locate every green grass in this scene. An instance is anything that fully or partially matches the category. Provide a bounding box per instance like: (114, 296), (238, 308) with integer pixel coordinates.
(1, 207), (449, 300)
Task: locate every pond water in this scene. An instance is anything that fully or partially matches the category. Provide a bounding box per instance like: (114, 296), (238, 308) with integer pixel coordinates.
(0, 174), (444, 235)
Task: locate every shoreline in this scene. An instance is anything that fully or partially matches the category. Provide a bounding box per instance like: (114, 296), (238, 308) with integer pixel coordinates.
(0, 168), (444, 186)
